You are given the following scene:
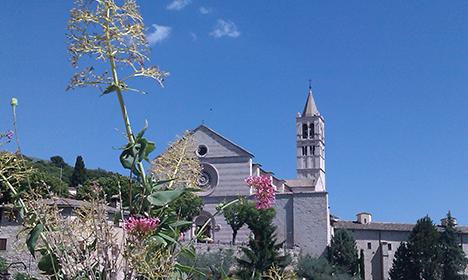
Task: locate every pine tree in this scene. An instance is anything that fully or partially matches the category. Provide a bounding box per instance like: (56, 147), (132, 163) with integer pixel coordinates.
(328, 229), (359, 276)
(440, 212), (467, 280)
(236, 208), (289, 279)
(389, 242), (412, 280)
(408, 216), (442, 280)
(70, 155), (87, 187)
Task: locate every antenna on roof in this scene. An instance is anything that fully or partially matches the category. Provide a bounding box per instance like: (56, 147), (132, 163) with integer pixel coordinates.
(308, 79), (312, 90)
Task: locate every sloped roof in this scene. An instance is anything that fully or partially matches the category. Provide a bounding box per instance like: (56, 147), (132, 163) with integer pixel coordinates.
(334, 220), (468, 234)
(191, 124), (254, 157)
(302, 89), (318, 117)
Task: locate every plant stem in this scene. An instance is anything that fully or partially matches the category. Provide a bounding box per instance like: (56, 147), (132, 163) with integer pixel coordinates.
(103, 5), (147, 203)
(11, 105), (21, 154)
(190, 199), (239, 244)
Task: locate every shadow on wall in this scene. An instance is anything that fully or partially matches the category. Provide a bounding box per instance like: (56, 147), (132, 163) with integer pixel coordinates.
(371, 245), (382, 280)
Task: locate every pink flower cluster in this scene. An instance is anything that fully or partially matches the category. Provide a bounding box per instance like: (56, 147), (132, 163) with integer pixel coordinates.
(245, 175), (276, 209)
(124, 216), (160, 235)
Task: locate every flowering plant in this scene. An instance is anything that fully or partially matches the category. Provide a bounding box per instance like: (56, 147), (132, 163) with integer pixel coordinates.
(124, 216), (160, 235)
(245, 175), (276, 209)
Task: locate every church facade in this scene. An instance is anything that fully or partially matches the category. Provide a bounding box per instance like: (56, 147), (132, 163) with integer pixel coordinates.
(187, 87), (468, 280)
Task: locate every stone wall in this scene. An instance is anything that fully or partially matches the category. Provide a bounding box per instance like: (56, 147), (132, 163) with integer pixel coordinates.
(0, 224), (44, 279)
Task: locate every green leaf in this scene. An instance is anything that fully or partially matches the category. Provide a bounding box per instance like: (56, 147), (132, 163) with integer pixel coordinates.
(119, 137), (155, 174)
(158, 231), (179, 245)
(102, 84), (119, 95)
(119, 143), (137, 170)
(175, 262), (202, 274)
(170, 220), (193, 229)
(180, 245), (196, 260)
(38, 249), (60, 275)
(26, 223), (43, 258)
(147, 188), (184, 207)
(149, 235), (167, 247)
(135, 120), (148, 139)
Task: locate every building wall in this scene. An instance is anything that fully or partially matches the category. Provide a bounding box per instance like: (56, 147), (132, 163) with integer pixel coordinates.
(349, 229), (409, 280)
(0, 222), (46, 278)
(291, 192), (330, 257)
(347, 229), (468, 280)
(202, 157), (252, 197)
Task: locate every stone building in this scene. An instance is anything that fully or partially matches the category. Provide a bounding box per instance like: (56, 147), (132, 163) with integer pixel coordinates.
(186, 86), (468, 279)
(1, 86), (467, 279)
(0, 198), (118, 277)
(334, 214), (468, 280)
(186, 86), (330, 257)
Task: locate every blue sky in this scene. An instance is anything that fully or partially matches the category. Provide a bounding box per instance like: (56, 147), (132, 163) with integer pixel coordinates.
(0, 1), (467, 224)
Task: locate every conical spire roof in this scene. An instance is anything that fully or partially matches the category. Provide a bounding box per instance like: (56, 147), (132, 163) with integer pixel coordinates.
(302, 87), (318, 117)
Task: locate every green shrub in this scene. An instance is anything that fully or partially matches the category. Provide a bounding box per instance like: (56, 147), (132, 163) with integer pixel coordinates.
(179, 249), (235, 279)
(296, 255), (359, 280)
(0, 257), (7, 271)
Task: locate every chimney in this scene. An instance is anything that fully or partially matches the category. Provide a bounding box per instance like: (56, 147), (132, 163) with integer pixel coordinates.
(356, 212), (372, 225)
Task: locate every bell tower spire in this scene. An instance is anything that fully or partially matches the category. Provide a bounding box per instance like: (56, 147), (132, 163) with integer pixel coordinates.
(296, 85), (326, 191)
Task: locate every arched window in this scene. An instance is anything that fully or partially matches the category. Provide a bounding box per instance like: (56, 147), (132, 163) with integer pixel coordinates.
(309, 123), (315, 138)
(302, 123), (308, 139)
(194, 211), (215, 242)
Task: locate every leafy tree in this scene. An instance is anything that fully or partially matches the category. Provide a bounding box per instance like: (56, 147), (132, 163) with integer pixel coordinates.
(440, 212), (467, 280)
(171, 192), (204, 232)
(70, 155), (87, 187)
(328, 229), (359, 276)
(389, 242), (412, 280)
(50, 155), (66, 168)
(222, 197), (252, 244)
(27, 170), (68, 196)
(77, 175), (123, 199)
(237, 207), (290, 279)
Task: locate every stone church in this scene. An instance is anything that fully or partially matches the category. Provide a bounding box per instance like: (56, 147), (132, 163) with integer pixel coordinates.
(186, 87), (468, 280)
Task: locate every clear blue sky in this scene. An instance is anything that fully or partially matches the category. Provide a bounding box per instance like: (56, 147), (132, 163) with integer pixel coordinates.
(0, 1), (467, 224)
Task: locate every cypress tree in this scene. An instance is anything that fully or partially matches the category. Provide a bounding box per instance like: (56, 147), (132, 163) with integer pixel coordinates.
(328, 229), (359, 276)
(70, 155), (87, 187)
(359, 249), (365, 279)
(440, 212), (467, 280)
(389, 242), (412, 280)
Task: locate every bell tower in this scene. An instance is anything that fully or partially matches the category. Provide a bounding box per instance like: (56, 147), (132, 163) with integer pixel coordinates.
(296, 85), (326, 191)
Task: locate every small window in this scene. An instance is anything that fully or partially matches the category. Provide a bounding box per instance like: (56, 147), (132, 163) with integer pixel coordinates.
(364, 218), (367, 224)
(367, 242), (372, 250)
(388, 244), (392, 251)
(311, 146), (316, 155)
(309, 123), (315, 138)
(196, 145), (208, 157)
(0, 239), (7, 251)
(302, 124), (308, 139)
(302, 146), (308, 156)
